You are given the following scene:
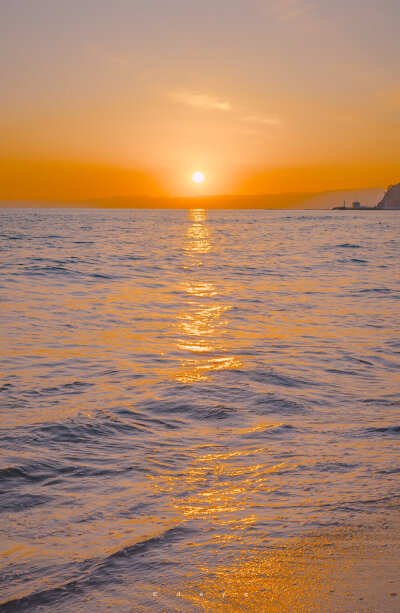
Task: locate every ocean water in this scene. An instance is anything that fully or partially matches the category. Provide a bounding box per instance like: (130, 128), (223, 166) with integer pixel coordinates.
(0, 207), (399, 612)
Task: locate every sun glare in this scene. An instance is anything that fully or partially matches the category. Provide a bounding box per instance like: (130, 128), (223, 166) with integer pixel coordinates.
(192, 172), (205, 184)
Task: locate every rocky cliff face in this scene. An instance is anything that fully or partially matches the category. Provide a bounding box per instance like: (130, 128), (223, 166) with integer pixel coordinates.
(378, 183), (400, 209)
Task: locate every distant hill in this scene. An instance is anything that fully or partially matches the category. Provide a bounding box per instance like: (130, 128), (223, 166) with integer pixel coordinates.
(301, 188), (385, 209)
(1, 187), (386, 209)
(377, 183), (400, 209)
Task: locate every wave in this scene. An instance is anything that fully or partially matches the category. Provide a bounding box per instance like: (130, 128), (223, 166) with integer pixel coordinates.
(0, 457), (115, 492)
(365, 425), (400, 435)
(0, 526), (187, 612)
(337, 257), (368, 263)
(359, 287), (394, 292)
(335, 243), (362, 248)
(239, 366), (313, 389)
(0, 492), (51, 514)
(1, 412), (146, 453)
(361, 397), (400, 406)
(254, 393), (309, 414)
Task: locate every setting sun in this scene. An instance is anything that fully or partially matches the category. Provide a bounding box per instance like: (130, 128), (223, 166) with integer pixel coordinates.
(192, 172), (205, 184)
(1, 2), (400, 611)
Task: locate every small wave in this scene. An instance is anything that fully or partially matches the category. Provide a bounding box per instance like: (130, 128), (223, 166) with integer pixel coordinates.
(359, 287), (393, 293)
(37, 235), (62, 239)
(346, 356), (374, 366)
(246, 367), (312, 388)
(326, 368), (360, 376)
(36, 416), (143, 444)
(0, 383), (13, 392)
(244, 423), (296, 438)
(340, 258), (368, 263)
(0, 460), (57, 486)
(335, 243), (362, 248)
(0, 458), (118, 495)
(17, 265), (117, 281)
(202, 405), (237, 419)
(0, 577), (83, 612)
(365, 425), (400, 435)
(378, 467), (400, 474)
(116, 407), (183, 430)
(122, 255), (147, 261)
(0, 492), (51, 513)
(313, 460), (356, 473)
(143, 398), (238, 422)
(0, 526), (187, 611)
(29, 265), (72, 273)
(108, 525), (185, 561)
(254, 393), (308, 415)
(1, 412), (145, 452)
(361, 397), (400, 406)
(38, 381), (94, 396)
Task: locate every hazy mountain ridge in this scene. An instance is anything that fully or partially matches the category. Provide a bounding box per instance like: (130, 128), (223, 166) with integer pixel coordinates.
(1, 187), (386, 209)
(377, 182), (400, 209)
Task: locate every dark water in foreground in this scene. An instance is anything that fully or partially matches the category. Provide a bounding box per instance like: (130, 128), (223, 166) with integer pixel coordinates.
(0, 208), (399, 612)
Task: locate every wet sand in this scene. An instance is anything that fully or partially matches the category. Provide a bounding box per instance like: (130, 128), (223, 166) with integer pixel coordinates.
(138, 501), (400, 612)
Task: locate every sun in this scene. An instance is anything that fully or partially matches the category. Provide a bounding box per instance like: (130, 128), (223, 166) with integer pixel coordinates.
(192, 171), (205, 184)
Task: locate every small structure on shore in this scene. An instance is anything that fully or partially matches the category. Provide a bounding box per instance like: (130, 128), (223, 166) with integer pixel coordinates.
(333, 201), (376, 210)
(333, 181), (400, 210)
(377, 183), (400, 209)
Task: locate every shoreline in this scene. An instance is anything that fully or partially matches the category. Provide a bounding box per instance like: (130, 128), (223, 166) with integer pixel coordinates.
(136, 501), (400, 613)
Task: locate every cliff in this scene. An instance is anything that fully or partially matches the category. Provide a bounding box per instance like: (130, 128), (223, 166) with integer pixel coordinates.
(377, 183), (400, 209)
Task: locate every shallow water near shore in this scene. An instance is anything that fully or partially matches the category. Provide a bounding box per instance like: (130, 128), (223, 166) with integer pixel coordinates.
(0, 207), (399, 611)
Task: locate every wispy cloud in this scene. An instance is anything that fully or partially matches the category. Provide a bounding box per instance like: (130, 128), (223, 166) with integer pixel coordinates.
(168, 87), (282, 130)
(272, 0), (324, 21)
(168, 88), (233, 111)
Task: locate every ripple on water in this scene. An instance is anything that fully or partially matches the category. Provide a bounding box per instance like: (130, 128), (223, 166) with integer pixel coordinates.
(0, 208), (399, 611)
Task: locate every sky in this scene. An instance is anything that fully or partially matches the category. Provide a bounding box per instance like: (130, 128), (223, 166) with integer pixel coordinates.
(1, 0), (400, 199)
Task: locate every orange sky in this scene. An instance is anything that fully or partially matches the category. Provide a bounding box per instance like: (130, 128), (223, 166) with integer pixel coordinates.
(1, 0), (400, 199)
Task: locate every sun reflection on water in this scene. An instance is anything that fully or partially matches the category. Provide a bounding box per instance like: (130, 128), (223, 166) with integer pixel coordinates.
(175, 209), (241, 383)
(184, 208), (211, 255)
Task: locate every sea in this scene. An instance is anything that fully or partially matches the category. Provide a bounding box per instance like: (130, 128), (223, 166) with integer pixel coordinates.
(0, 207), (399, 612)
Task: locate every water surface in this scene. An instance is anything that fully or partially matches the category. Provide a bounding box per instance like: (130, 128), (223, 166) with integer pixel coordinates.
(0, 208), (399, 611)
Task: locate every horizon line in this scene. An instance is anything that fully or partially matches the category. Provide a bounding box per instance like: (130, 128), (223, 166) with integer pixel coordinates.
(0, 185), (387, 204)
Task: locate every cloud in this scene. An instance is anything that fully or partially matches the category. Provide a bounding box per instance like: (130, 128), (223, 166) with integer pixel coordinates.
(168, 88), (233, 111)
(168, 87), (282, 129)
(242, 114), (282, 126)
(272, 0), (324, 21)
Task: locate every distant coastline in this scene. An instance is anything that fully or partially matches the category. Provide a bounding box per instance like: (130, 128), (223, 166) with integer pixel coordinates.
(332, 205), (380, 210)
(0, 187), (387, 210)
(333, 183), (400, 210)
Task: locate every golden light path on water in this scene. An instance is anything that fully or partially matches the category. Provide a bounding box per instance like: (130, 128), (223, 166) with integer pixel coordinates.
(148, 209), (314, 610)
(176, 208), (241, 384)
